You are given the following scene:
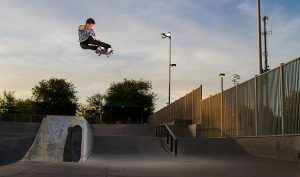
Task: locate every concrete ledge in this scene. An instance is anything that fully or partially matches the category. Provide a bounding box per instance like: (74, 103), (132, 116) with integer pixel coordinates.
(24, 115), (93, 162)
(237, 136), (300, 161)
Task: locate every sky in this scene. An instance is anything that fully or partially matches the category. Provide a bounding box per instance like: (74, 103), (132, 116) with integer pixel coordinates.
(0, 0), (299, 111)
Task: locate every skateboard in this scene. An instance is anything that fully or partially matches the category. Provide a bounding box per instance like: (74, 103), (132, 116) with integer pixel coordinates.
(71, 125), (82, 162)
(96, 47), (114, 58)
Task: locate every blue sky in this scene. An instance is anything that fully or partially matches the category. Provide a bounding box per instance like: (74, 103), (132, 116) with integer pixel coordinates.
(0, 0), (299, 110)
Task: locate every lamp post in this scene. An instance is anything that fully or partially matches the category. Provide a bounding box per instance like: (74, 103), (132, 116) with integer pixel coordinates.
(219, 73), (225, 137)
(257, 0), (263, 74)
(96, 106), (103, 124)
(161, 32), (176, 105)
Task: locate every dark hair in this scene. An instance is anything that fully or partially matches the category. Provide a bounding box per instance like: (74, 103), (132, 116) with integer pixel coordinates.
(86, 18), (95, 24)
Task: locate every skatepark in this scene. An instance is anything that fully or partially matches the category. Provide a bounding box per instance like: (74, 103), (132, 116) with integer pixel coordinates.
(1, 0), (300, 176)
(0, 116), (298, 177)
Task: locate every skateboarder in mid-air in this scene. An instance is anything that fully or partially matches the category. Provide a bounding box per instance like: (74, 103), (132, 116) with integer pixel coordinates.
(78, 18), (113, 56)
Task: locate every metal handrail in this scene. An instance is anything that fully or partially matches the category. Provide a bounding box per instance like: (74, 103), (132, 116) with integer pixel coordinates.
(155, 124), (178, 155)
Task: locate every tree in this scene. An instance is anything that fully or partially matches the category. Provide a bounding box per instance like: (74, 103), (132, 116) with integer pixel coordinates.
(32, 78), (78, 115)
(104, 78), (157, 123)
(16, 99), (37, 114)
(77, 93), (104, 123)
(0, 90), (37, 115)
(0, 90), (19, 114)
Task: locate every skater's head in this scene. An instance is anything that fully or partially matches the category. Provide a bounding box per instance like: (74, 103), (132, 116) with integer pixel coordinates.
(85, 18), (95, 29)
(86, 18), (95, 25)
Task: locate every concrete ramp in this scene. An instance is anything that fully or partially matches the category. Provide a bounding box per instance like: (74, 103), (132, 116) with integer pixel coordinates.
(0, 122), (41, 166)
(90, 124), (246, 158)
(89, 124), (167, 161)
(24, 115), (93, 162)
(91, 136), (167, 156)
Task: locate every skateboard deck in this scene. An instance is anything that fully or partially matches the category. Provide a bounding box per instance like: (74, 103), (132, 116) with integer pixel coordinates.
(96, 48), (114, 57)
(71, 125), (82, 162)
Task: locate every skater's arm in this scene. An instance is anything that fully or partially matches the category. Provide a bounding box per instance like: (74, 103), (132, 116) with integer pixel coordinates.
(78, 25), (86, 31)
(78, 24), (100, 41)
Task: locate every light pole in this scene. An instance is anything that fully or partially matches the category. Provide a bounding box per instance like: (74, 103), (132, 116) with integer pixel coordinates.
(219, 73), (225, 137)
(257, 0), (263, 74)
(96, 106), (103, 124)
(161, 32), (176, 105)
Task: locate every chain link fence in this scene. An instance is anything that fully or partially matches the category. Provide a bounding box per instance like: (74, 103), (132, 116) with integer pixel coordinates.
(0, 114), (45, 123)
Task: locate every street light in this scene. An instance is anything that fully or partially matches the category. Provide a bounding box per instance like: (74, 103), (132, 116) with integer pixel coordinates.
(161, 32), (176, 105)
(161, 32), (171, 39)
(219, 73), (225, 91)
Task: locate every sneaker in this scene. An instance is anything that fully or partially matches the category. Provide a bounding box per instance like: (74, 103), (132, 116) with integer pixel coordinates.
(106, 48), (114, 55)
(95, 47), (102, 54)
(95, 50), (100, 54)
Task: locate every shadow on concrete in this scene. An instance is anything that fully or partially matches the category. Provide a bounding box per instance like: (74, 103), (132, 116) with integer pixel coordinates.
(0, 122), (40, 166)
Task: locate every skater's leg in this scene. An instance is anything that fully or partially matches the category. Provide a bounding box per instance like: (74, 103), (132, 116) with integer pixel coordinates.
(86, 36), (111, 50)
(80, 40), (97, 50)
(80, 44), (97, 50)
(98, 41), (111, 50)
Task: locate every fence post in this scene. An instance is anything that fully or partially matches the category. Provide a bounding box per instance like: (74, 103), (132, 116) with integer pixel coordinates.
(169, 103), (171, 123)
(235, 84), (239, 137)
(221, 92), (224, 138)
(185, 94), (187, 120)
(209, 95), (211, 136)
(192, 89), (194, 123)
(280, 63), (285, 136)
(200, 85), (203, 124)
(255, 75), (258, 136)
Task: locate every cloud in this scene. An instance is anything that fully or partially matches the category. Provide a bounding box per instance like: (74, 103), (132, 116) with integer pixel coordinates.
(0, 0), (299, 110)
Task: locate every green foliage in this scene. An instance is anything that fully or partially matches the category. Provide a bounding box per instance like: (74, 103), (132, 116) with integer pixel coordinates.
(87, 93), (104, 108)
(0, 90), (19, 114)
(104, 78), (157, 123)
(77, 93), (104, 124)
(0, 77), (158, 124)
(16, 99), (37, 114)
(32, 77), (78, 115)
(0, 90), (37, 115)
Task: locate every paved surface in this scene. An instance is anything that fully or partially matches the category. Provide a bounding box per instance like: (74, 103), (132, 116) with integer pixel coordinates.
(0, 123), (299, 177)
(0, 154), (298, 177)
